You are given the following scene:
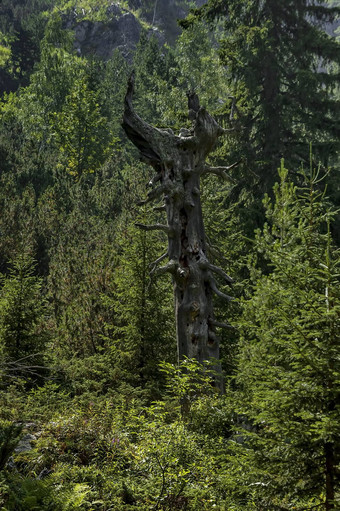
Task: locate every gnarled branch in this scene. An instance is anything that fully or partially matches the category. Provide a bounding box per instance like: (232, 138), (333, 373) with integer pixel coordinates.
(154, 259), (178, 276)
(198, 256), (233, 285)
(153, 204), (166, 212)
(137, 183), (170, 206)
(150, 252), (168, 272)
(207, 263), (234, 285)
(209, 319), (234, 330)
(209, 278), (233, 302)
(122, 71), (174, 166)
(148, 172), (162, 188)
(135, 223), (173, 235)
(202, 162), (239, 181)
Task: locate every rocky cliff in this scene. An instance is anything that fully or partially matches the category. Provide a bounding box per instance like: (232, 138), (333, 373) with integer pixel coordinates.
(70, 6), (142, 60)
(67, 1), (204, 61)
(0, 0), (203, 94)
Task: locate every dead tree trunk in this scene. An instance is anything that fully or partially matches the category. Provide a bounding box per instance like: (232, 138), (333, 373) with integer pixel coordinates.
(122, 72), (233, 372)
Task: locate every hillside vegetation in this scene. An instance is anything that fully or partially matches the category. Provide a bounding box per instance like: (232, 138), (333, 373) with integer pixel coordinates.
(0, 1), (339, 509)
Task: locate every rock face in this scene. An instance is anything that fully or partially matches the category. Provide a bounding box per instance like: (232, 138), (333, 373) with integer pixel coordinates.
(14, 433), (36, 453)
(74, 12), (142, 60)
(71, 1), (204, 61)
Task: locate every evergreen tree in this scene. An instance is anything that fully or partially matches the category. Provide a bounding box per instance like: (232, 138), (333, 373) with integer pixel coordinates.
(133, 22), (229, 129)
(0, 254), (49, 381)
(133, 31), (179, 125)
(231, 162), (340, 509)
(108, 193), (175, 386)
(53, 73), (112, 181)
(182, 1), (340, 195)
(47, 196), (116, 358)
(0, 0), (54, 92)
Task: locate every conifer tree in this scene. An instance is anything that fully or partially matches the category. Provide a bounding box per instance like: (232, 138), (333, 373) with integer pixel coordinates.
(0, 254), (48, 381)
(233, 163), (340, 509)
(181, 1), (340, 194)
(109, 208), (175, 384)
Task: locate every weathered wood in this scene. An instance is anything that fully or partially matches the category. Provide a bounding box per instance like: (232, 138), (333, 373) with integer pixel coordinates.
(201, 162), (239, 181)
(122, 72), (232, 378)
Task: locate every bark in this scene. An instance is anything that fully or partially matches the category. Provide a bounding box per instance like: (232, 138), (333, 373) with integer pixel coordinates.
(122, 72), (232, 376)
(325, 442), (335, 510)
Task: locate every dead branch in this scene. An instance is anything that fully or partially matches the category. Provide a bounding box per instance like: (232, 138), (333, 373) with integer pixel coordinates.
(137, 183), (170, 206)
(153, 204), (166, 212)
(202, 162), (239, 181)
(154, 259), (178, 276)
(207, 263), (234, 284)
(150, 252), (168, 271)
(209, 319), (234, 330)
(148, 173), (162, 188)
(209, 278), (233, 301)
(135, 223), (173, 235)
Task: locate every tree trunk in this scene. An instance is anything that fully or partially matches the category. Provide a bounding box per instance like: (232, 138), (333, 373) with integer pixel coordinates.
(122, 73), (233, 375)
(325, 442), (335, 510)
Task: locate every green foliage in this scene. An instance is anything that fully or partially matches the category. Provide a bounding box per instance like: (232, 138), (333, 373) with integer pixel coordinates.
(183, 0), (340, 194)
(0, 32), (11, 67)
(0, 361), (232, 510)
(231, 161), (340, 508)
(160, 358), (219, 413)
(0, 421), (22, 471)
(103, 162), (175, 388)
(0, 254), (49, 381)
(54, 0), (112, 23)
(47, 201), (116, 358)
(0, 1), (339, 509)
(0, 0), (55, 91)
(133, 32), (180, 125)
(133, 23), (229, 129)
(52, 71), (114, 180)
(173, 21), (229, 111)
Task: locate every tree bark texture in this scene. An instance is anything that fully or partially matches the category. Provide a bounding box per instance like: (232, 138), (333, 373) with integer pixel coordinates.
(122, 72), (232, 369)
(325, 441), (335, 510)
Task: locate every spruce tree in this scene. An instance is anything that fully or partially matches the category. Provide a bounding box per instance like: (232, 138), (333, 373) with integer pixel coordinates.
(232, 163), (340, 509)
(0, 254), (49, 381)
(109, 208), (175, 385)
(181, 1), (340, 194)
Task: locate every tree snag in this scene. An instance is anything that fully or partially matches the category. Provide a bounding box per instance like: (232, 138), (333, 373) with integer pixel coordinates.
(122, 72), (233, 375)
